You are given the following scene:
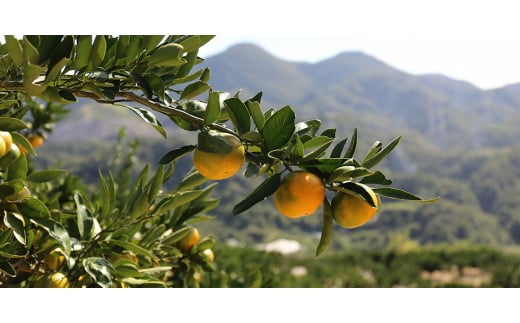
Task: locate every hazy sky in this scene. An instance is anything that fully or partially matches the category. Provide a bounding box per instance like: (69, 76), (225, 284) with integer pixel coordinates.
(195, 0), (520, 90)
(4, 0), (519, 90)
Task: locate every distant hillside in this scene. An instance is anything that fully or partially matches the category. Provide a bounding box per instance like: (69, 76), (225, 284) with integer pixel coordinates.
(201, 43), (520, 152)
(35, 42), (520, 249)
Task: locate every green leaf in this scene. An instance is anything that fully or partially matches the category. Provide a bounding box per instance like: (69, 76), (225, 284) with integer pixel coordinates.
(111, 240), (159, 261)
(125, 35), (142, 65)
(160, 226), (192, 245)
(303, 136), (333, 150)
(335, 182), (378, 208)
(316, 198), (333, 257)
(45, 35), (73, 82)
(331, 138), (348, 158)
(224, 97), (251, 135)
(27, 169), (65, 183)
(295, 119), (321, 140)
(344, 128), (357, 158)
(5, 36), (23, 67)
(147, 165), (164, 204)
(87, 35), (107, 70)
(177, 170), (207, 191)
(158, 145), (196, 164)
(74, 35), (93, 70)
(83, 257), (114, 288)
(18, 197), (51, 219)
(0, 117), (28, 131)
(30, 218), (71, 254)
(362, 141), (383, 165)
(360, 171), (393, 185)
(7, 153), (27, 181)
(233, 173), (281, 215)
(301, 137), (333, 161)
(328, 166), (373, 182)
(149, 43), (186, 67)
(178, 35), (215, 53)
(262, 106), (295, 151)
(321, 128), (336, 138)
(246, 100), (265, 131)
(117, 104), (166, 139)
(0, 261), (16, 277)
(300, 158), (350, 174)
(3, 212), (26, 245)
(204, 91), (221, 124)
(362, 135), (402, 169)
(143, 35), (165, 52)
(156, 190), (204, 215)
(75, 193), (94, 239)
(373, 187), (439, 203)
(180, 81), (210, 100)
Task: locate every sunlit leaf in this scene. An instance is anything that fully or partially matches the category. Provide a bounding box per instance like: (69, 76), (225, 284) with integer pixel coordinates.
(204, 91), (221, 124)
(373, 187), (439, 203)
(116, 104), (166, 139)
(224, 97), (251, 135)
(3, 212), (26, 245)
(262, 106), (295, 151)
(180, 81), (210, 100)
(362, 135), (402, 169)
(83, 257), (114, 288)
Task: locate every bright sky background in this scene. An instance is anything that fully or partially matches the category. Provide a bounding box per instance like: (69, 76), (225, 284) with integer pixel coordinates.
(195, 1), (520, 90)
(4, 0), (520, 90)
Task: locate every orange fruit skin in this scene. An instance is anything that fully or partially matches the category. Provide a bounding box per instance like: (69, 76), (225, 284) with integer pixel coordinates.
(274, 171), (325, 218)
(44, 248), (65, 271)
(49, 272), (70, 288)
(194, 139), (245, 180)
(332, 189), (380, 229)
(29, 134), (44, 148)
(0, 131), (12, 155)
(177, 227), (200, 253)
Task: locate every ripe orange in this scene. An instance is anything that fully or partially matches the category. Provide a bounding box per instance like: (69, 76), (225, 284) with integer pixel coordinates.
(0, 131), (12, 155)
(193, 130), (245, 180)
(274, 171), (325, 218)
(28, 134), (44, 148)
(331, 185), (380, 229)
(177, 227), (200, 253)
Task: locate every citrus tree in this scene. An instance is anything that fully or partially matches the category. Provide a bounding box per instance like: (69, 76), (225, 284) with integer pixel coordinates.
(0, 35), (436, 287)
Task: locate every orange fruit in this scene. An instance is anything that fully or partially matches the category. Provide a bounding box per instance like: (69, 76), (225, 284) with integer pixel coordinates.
(331, 185), (380, 229)
(0, 131), (12, 155)
(194, 130), (245, 180)
(274, 171), (325, 218)
(177, 227), (200, 253)
(44, 248), (65, 271)
(28, 134), (44, 148)
(49, 272), (70, 288)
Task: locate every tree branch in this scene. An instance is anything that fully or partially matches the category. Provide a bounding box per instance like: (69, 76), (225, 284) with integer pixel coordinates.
(0, 81), (238, 137)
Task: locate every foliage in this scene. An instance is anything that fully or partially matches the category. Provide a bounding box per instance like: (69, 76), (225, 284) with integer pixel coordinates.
(0, 35), (433, 287)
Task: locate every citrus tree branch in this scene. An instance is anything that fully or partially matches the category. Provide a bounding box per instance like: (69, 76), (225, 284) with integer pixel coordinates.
(0, 81), (238, 137)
